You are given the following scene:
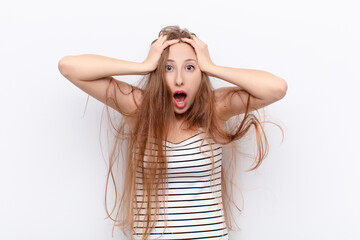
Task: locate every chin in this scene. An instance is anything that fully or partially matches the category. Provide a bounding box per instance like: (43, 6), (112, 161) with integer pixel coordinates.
(174, 107), (190, 116)
(174, 109), (187, 115)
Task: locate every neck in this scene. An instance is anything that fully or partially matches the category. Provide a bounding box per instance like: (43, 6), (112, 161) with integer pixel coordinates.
(174, 112), (185, 121)
(169, 113), (188, 130)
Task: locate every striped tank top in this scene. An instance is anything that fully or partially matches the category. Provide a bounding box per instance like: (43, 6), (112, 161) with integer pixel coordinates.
(133, 132), (229, 240)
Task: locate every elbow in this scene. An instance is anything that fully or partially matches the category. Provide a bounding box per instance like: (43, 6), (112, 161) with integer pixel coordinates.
(58, 56), (73, 79)
(275, 78), (288, 100)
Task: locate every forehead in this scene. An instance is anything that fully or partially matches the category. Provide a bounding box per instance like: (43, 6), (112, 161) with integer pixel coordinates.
(167, 43), (196, 61)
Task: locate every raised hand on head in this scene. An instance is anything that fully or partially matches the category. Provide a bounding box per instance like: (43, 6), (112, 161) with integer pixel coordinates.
(181, 35), (214, 73)
(143, 35), (179, 72)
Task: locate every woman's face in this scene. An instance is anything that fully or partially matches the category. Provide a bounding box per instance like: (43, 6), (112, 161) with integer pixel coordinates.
(164, 42), (202, 115)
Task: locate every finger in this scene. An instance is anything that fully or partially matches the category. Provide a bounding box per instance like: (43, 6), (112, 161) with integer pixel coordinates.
(181, 38), (194, 44)
(166, 39), (180, 45)
(188, 36), (207, 49)
(162, 39), (180, 48)
(181, 38), (196, 47)
(192, 35), (205, 44)
(158, 35), (168, 44)
(154, 34), (166, 44)
(191, 35), (201, 43)
(152, 36), (164, 46)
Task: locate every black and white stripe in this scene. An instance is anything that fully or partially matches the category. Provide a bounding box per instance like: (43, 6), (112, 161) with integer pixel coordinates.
(133, 132), (229, 240)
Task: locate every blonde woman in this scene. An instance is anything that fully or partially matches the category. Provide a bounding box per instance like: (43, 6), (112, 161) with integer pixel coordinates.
(58, 26), (287, 240)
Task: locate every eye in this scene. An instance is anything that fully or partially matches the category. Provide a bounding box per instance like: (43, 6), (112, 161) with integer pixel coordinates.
(186, 65), (195, 71)
(165, 65), (173, 71)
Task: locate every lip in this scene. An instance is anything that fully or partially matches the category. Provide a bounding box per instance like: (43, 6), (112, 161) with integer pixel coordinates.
(173, 90), (187, 109)
(173, 90), (187, 96)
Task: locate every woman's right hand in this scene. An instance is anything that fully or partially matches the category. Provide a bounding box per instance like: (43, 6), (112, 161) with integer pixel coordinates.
(142, 35), (179, 73)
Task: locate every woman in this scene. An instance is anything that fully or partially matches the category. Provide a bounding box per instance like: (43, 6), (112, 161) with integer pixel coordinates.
(58, 26), (287, 240)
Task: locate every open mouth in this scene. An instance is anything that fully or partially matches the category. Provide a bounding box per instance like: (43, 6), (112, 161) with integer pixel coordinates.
(173, 91), (187, 108)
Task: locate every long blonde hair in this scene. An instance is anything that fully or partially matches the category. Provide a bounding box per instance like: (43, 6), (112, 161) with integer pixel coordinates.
(101, 26), (279, 239)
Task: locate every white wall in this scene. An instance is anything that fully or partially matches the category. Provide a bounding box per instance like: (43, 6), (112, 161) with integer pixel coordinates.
(1, 0), (359, 239)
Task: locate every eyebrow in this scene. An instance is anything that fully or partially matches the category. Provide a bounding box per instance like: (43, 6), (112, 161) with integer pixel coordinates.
(167, 59), (197, 62)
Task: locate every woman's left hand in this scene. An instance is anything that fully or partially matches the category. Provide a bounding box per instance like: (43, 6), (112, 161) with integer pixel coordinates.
(181, 35), (215, 74)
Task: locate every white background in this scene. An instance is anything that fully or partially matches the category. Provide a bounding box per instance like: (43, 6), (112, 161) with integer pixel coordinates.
(1, 0), (359, 239)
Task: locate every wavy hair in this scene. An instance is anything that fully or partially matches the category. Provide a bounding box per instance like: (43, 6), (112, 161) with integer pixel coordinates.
(100, 26), (282, 239)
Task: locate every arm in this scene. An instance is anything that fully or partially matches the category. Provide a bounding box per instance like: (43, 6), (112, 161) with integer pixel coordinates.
(58, 36), (179, 117)
(58, 54), (152, 80)
(181, 36), (287, 121)
(206, 66), (287, 103)
(58, 54), (148, 116)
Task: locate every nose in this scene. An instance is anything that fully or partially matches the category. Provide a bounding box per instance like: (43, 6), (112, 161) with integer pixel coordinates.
(175, 70), (184, 86)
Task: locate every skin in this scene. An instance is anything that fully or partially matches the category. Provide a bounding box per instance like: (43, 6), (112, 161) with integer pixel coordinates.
(165, 43), (202, 115)
(58, 33), (287, 143)
(181, 35), (287, 122)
